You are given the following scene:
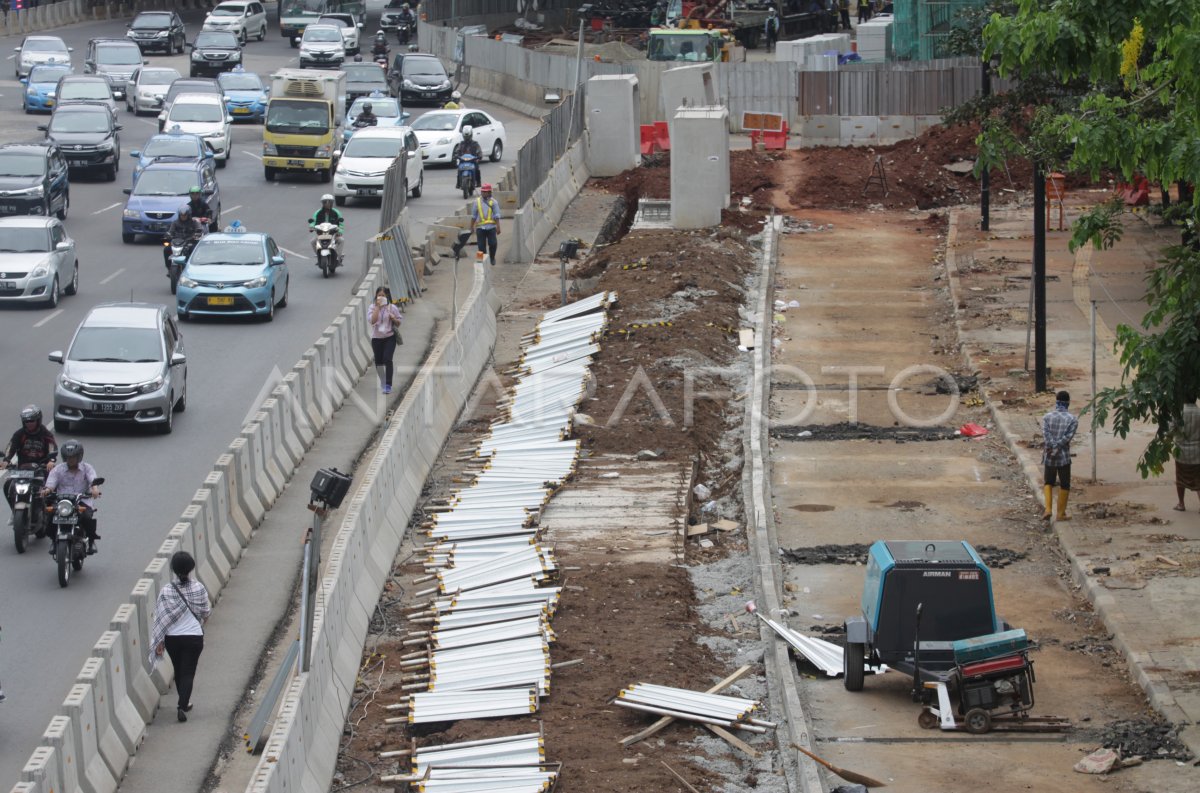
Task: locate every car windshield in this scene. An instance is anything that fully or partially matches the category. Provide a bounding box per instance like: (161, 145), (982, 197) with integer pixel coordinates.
(189, 239), (262, 266)
(411, 113), (458, 132)
(143, 137), (201, 158)
(219, 73), (261, 90)
(343, 65), (384, 82)
(283, 0), (324, 17)
(69, 327), (162, 363)
(132, 14), (172, 29)
(196, 33), (238, 48)
(140, 69), (179, 86)
(96, 46), (143, 65)
(304, 27), (343, 43)
(132, 169), (198, 196)
(266, 100), (329, 134)
(0, 154), (47, 178)
(343, 136), (404, 159)
(59, 82), (111, 100)
(212, 5), (247, 16)
(0, 227), (52, 253)
(170, 102), (223, 123)
(402, 59), (445, 78)
(349, 99), (399, 118)
(23, 40), (67, 53)
(319, 17), (350, 27)
(30, 66), (71, 85)
(49, 112), (110, 133)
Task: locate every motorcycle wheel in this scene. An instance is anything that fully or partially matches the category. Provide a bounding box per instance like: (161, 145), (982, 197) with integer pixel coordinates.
(72, 543), (84, 572)
(57, 539), (71, 587)
(463, 183), (471, 200)
(13, 509), (28, 554)
(169, 266), (181, 295)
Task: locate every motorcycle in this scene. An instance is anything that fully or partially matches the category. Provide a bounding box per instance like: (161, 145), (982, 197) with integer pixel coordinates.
(373, 50), (389, 68)
(457, 152), (480, 199)
(46, 477), (104, 589)
(396, 20), (412, 45)
(311, 222), (341, 277)
(5, 457), (55, 553)
(163, 218), (209, 294)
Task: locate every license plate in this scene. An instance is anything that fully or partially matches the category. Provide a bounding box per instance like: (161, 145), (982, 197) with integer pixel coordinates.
(287, 159), (305, 166)
(0, 281), (15, 290)
(46, 99), (54, 107)
(207, 296), (235, 306)
(421, 92), (434, 98)
(94, 402), (123, 413)
(232, 107), (251, 114)
(356, 188), (378, 197)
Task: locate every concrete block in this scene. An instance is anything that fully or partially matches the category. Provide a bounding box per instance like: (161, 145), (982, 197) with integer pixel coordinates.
(341, 302), (372, 375)
(129, 579), (173, 694)
(798, 115), (838, 146)
(223, 443), (265, 532)
(248, 413), (286, 497)
(915, 114), (943, 137)
(90, 632), (146, 759)
(43, 716), (81, 793)
(76, 657), (130, 780)
(61, 684), (117, 793)
(585, 74), (640, 177)
(205, 464), (252, 551)
(840, 115), (879, 146)
(301, 349), (335, 425)
(877, 115), (916, 145)
(20, 746), (64, 793)
(314, 336), (349, 409)
(279, 373), (316, 449)
(660, 63), (716, 135)
(108, 604), (157, 722)
(187, 495), (233, 588)
(671, 107), (729, 229)
(232, 434), (273, 516)
(268, 390), (306, 470)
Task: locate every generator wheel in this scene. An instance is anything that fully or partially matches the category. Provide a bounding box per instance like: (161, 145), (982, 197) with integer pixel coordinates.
(843, 642), (865, 691)
(917, 710), (939, 730)
(964, 708), (992, 735)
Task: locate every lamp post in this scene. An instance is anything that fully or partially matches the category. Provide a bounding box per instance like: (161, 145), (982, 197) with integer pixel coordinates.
(1033, 162), (1048, 392)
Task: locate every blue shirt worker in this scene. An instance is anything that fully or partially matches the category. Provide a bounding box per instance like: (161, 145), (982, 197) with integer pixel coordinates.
(1040, 390), (1078, 522)
(470, 184), (502, 266)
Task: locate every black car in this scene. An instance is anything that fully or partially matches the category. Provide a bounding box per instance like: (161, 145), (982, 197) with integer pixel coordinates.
(127, 11), (188, 55)
(387, 53), (453, 106)
(188, 31), (243, 78)
(38, 105), (122, 182)
(0, 144), (70, 220)
(343, 62), (388, 103)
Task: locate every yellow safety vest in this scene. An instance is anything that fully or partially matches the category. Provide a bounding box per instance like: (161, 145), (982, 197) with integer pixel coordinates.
(475, 197), (497, 226)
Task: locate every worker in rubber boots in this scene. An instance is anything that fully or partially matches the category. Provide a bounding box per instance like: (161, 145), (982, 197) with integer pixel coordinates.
(1041, 390), (1078, 521)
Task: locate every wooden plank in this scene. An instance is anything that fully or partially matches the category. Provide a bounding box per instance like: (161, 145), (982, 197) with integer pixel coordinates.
(705, 723), (761, 758)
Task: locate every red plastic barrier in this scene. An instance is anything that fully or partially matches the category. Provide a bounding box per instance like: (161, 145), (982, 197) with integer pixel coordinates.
(639, 125), (658, 156)
(653, 121), (671, 151)
(763, 121), (789, 150)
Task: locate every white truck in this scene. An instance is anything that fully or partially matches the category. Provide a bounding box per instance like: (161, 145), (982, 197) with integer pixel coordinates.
(263, 69), (348, 182)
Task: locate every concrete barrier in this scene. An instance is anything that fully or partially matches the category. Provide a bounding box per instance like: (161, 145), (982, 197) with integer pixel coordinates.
(246, 415), (285, 500)
(210, 457), (254, 546)
(182, 500), (231, 592)
(192, 488), (237, 580)
(61, 684), (117, 793)
(228, 438), (268, 525)
(109, 604), (158, 721)
(279, 372), (316, 449)
(269, 387), (306, 467)
(261, 397), (298, 471)
(42, 716), (81, 793)
(75, 657), (129, 781)
(90, 632), (146, 759)
(19, 746), (62, 793)
(9, 782), (39, 793)
(341, 301), (371, 375)
(129, 579), (173, 695)
(508, 136), (590, 263)
(292, 357), (325, 433)
(314, 336), (350, 407)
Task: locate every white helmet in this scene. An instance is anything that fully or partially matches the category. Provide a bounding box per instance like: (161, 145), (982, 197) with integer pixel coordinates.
(451, 90), (462, 101)
(461, 125), (474, 139)
(321, 193), (334, 203)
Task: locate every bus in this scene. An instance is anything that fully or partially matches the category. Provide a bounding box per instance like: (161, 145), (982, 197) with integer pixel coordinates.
(279, 0), (330, 44)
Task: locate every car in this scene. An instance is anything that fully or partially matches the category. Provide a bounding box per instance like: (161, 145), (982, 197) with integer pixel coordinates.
(126, 10), (188, 55)
(298, 24), (346, 69)
(316, 13), (362, 55)
(157, 78), (222, 131)
(176, 230), (289, 321)
(410, 108), (506, 165)
(386, 52), (453, 106)
(333, 127), (423, 206)
(343, 62), (388, 104)
(0, 144), (70, 221)
(218, 69), (268, 122)
(121, 160), (221, 243)
(129, 129), (216, 185)
(14, 36), (73, 81)
(203, 1), (269, 44)
(342, 94), (410, 143)
(161, 94), (233, 166)
(38, 105), (123, 181)
(0, 216), (78, 308)
(49, 303), (188, 434)
(53, 75), (119, 121)
(21, 63), (74, 114)
(83, 39), (146, 100)
(124, 67), (182, 115)
(188, 31), (244, 78)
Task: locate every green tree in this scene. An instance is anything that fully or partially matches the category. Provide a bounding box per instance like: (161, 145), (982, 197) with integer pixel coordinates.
(980, 1), (1200, 477)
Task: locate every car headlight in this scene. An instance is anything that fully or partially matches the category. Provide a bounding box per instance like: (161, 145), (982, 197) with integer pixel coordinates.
(138, 375), (165, 394)
(440, 80), (452, 90)
(59, 375), (85, 393)
(242, 275), (268, 288)
(231, 52), (242, 60)
(192, 52), (203, 60)
(97, 139), (115, 151)
(335, 180), (346, 189)
(31, 266), (48, 278)
(17, 184), (44, 197)
(123, 209), (140, 219)
(156, 31), (168, 37)
(27, 87), (37, 96)
(178, 276), (197, 289)
(402, 79), (415, 89)
(435, 136), (452, 145)
(263, 142), (277, 155)
(316, 145), (331, 157)
(48, 92), (56, 99)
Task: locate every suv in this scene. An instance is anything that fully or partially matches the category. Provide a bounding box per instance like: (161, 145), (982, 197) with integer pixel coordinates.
(54, 75), (119, 120)
(203, 1), (269, 43)
(84, 40), (146, 100)
(387, 53), (453, 105)
(126, 11), (188, 55)
(39, 105), (123, 181)
(0, 143), (70, 220)
(49, 303), (188, 435)
(316, 13), (362, 55)
(14, 36), (73, 81)
(299, 24), (346, 69)
(189, 31), (244, 77)
(121, 160), (221, 242)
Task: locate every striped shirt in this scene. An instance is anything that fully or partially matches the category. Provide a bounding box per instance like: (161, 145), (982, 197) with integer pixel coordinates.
(1041, 405), (1078, 467)
(1179, 403), (1200, 465)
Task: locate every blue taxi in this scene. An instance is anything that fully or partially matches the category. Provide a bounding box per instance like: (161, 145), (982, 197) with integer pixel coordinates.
(176, 229), (289, 321)
(21, 63), (74, 114)
(217, 68), (268, 122)
(342, 93), (410, 144)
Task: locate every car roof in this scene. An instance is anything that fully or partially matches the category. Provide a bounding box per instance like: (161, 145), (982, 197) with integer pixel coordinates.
(59, 74), (110, 83)
(140, 160), (206, 173)
(304, 24), (343, 33)
(82, 303), (164, 329)
(0, 143), (52, 155)
(134, 10), (173, 18)
(215, 1), (249, 7)
(171, 92), (224, 105)
(0, 216), (56, 229)
(347, 126), (413, 140)
(149, 131), (204, 144)
(92, 39), (141, 47)
(53, 103), (112, 114)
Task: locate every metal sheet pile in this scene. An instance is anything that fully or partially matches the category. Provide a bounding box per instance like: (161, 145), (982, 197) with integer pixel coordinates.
(380, 732), (561, 792)
(390, 292), (616, 732)
(614, 683), (776, 734)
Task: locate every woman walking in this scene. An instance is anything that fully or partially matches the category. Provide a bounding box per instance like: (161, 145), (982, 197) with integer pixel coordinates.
(150, 551), (211, 722)
(368, 286), (404, 395)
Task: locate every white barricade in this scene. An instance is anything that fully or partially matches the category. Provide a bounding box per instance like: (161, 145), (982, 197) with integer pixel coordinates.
(300, 349), (335, 426)
(42, 716), (82, 793)
(61, 684), (117, 793)
(9, 782), (40, 793)
(90, 632), (146, 757)
(279, 373), (316, 449)
(191, 489), (236, 582)
(129, 579), (171, 695)
(314, 336), (351, 408)
(292, 357), (326, 432)
(109, 605), (158, 721)
(207, 461), (252, 547)
(19, 746), (61, 793)
(269, 386), (307, 465)
(341, 300), (371, 374)
(227, 438), (268, 524)
(181, 501), (230, 592)
(248, 413), (286, 495)
(261, 397), (299, 471)
(76, 657), (129, 781)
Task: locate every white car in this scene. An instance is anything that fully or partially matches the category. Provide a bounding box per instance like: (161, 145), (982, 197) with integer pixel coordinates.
(125, 67), (182, 115)
(298, 25), (346, 69)
(0, 217), (78, 308)
(333, 127), (423, 205)
(410, 109), (507, 165)
(161, 94), (233, 165)
(316, 13), (362, 55)
(203, 1), (269, 44)
(14, 36), (73, 81)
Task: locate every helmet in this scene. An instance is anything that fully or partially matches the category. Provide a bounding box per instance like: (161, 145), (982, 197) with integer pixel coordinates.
(376, 30), (386, 39)
(321, 193), (334, 203)
(462, 125), (474, 139)
(402, 3), (409, 8)
(363, 103), (373, 112)
(353, 54), (363, 62)
(189, 186), (202, 195)
(178, 205), (192, 217)
(451, 90), (462, 101)
(20, 405), (42, 424)
(61, 439), (83, 462)
(481, 183), (493, 192)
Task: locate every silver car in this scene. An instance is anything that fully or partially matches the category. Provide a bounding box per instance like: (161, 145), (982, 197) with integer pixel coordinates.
(0, 217), (78, 308)
(14, 36), (73, 81)
(125, 67), (182, 115)
(49, 303), (188, 434)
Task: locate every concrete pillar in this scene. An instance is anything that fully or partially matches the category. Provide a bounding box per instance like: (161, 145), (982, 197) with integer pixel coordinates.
(584, 74), (640, 177)
(670, 107), (730, 229)
(660, 63), (717, 137)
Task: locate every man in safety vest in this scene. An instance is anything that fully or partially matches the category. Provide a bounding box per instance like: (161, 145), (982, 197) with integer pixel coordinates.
(469, 183), (501, 266)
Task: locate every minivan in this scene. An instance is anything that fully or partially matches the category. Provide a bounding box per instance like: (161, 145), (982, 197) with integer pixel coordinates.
(0, 143), (69, 220)
(84, 39), (147, 100)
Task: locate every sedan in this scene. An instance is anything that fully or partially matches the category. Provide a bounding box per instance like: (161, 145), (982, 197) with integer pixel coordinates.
(410, 109), (506, 165)
(333, 127), (423, 205)
(15, 36), (73, 81)
(218, 69), (268, 122)
(129, 130), (215, 184)
(125, 66), (182, 115)
(22, 64), (74, 114)
(176, 231), (289, 321)
(161, 94), (233, 165)
(0, 216), (78, 308)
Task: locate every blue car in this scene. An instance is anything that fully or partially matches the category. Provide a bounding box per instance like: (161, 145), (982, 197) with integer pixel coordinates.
(176, 230), (289, 321)
(128, 127), (216, 184)
(21, 63), (73, 114)
(121, 160), (221, 243)
(342, 93), (410, 144)
(218, 68), (268, 123)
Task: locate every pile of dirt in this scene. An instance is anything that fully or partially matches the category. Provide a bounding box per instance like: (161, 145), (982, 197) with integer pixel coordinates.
(1082, 719), (1195, 762)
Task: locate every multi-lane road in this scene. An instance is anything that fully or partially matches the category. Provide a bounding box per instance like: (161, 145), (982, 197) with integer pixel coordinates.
(0, 5), (538, 782)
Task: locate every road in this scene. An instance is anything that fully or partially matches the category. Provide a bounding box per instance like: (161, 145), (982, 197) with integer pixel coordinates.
(0, 4), (538, 784)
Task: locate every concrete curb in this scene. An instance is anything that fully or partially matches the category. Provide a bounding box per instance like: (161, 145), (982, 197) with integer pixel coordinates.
(742, 215), (825, 793)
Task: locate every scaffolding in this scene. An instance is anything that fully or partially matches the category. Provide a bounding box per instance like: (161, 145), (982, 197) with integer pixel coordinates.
(891, 0), (987, 61)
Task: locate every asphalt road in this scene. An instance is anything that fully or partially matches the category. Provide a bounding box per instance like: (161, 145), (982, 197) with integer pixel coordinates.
(0, 5), (538, 783)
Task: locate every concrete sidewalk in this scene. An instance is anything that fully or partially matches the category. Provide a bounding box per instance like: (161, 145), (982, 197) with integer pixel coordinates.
(946, 203), (1200, 757)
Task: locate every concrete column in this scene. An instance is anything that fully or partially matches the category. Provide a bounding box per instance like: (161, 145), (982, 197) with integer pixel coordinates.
(670, 107), (730, 229)
(661, 63), (717, 138)
(584, 74), (640, 177)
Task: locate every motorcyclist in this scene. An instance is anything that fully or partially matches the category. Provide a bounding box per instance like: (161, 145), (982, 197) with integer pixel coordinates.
(42, 439), (102, 555)
(165, 205), (204, 267)
(353, 102), (378, 129)
(372, 31), (390, 58)
(308, 194), (345, 260)
(396, 4), (416, 44)
(2, 405), (57, 508)
(443, 90), (463, 110)
(186, 186), (217, 232)
(455, 125), (483, 189)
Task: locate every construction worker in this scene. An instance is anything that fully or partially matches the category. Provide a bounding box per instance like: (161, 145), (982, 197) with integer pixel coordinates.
(443, 91), (463, 109)
(1041, 390), (1078, 521)
(649, 2), (665, 26)
(764, 7), (780, 51)
(469, 184), (501, 266)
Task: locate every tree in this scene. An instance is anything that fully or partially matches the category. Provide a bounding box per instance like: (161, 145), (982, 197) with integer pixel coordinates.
(979, 2), (1200, 477)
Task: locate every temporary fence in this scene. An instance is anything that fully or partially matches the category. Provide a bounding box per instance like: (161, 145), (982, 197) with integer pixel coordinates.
(378, 152), (410, 233)
(798, 56), (1016, 116)
(516, 92), (584, 206)
(378, 223), (422, 302)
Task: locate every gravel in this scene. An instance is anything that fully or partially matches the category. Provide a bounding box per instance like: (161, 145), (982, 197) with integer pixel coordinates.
(1078, 719), (1195, 762)
(779, 543), (1027, 568)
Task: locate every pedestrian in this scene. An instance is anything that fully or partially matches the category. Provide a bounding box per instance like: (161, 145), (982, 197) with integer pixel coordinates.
(857, 0), (871, 23)
(1041, 390), (1078, 521)
(1173, 400), (1200, 511)
(367, 286), (403, 395)
(150, 551), (211, 723)
(838, 0), (852, 30)
(470, 184), (502, 267)
(763, 7), (780, 52)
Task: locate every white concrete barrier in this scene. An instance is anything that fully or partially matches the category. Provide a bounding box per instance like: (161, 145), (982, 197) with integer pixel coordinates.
(61, 684), (117, 793)
(19, 746), (61, 793)
(314, 336), (351, 407)
(129, 579), (173, 695)
(163, 522), (219, 598)
(279, 372), (316, 449)
(509, 136), (590, 263)
(341, 300), (371, 374)
(251, 411), (287, 494)
(269, 387), (306, 467)
(208, 459), (253, 546)
(227, 438), (268, 524)
(42, 716), (81, 793)
(182, 500), (231, 592)
(261, 397), (298, 471)
(90, 632), (146, 759)
(325, 316), (357, 392)
(192, 488), (237, 581)
(292, 356), (326, 432)
(9, 782), (40, 793)
(109, 604), (158, 721)
(76, 657), (129, 781)
(240, 421), (280, 507)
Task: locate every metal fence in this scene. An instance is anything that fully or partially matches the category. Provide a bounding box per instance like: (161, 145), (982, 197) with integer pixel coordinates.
(798, 56), (1016, 116)
(378, 224), (422, 301)
(515, 92), (583, 207)
(378, 153), (409, 233)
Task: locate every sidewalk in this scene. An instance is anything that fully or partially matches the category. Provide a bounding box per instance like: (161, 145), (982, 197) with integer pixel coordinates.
(946, 203), (1200, 757)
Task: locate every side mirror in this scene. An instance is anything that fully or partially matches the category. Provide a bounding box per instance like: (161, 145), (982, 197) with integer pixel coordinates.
(401, 111), (411, 120)
(130, 150), (141, 158)
(114, 124), (123, 131)
(18, 78), (27, 85)
(358, 23), (364, 28)
(13, 47), (20, 52)
(170, 352), (187, 367)
(226, 116), (234, 124)
(48, 351), (64, 364)
(407, 150), (418, 158)
(92, 477), (106, 487)
(68, 48), (75, 53)
(55, 241), (71, 251)
(36, 124), (47, 131)
(143, 60), (149, 65)
(122, 188), (132, 195)
(270, 255), (285, 265)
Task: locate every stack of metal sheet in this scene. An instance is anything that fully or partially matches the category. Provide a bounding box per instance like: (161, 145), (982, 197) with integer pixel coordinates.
(613, 683), (776, 734)
(380, 732), (560, 791)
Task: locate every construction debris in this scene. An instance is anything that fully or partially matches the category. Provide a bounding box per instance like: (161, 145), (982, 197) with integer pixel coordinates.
(614, 682), (774, 734)
(745, 601), (885, 679)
